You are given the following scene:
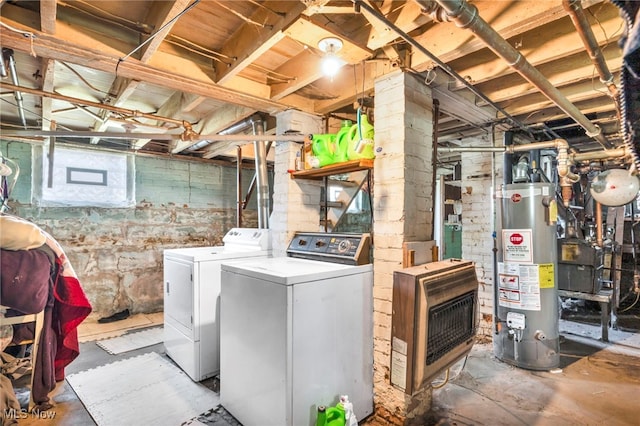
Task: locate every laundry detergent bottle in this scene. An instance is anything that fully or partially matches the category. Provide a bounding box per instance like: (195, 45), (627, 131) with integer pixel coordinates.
(315, 404), (346, 426)
(347, 110), (375, 160)
(334, 120), (352, 163)
(311, 133), (337, 167)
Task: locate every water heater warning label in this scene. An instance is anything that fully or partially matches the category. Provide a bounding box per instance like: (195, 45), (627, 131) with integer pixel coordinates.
(502, 229), (533, 264)
(498, 262), (542, 311)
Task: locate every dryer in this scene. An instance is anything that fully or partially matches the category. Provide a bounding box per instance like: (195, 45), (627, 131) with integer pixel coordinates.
(163, 228), (270, 382)
(220, 232), (373, 426)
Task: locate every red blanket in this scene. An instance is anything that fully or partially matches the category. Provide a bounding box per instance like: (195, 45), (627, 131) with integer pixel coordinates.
(1, 247), (92, 405)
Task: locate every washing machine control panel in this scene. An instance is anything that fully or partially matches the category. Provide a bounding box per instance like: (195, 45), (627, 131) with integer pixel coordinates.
(287, 232), (371, 265)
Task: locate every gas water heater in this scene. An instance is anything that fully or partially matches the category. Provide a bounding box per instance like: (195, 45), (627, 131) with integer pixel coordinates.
(494, 182), (560, 370)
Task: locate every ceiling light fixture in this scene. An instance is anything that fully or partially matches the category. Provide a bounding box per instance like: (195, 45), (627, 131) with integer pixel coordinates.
(318, 37), (344, 79)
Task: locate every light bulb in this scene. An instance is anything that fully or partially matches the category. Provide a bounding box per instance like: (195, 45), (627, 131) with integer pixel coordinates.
(321, 53), (341, 78)
(318, 37), (344, 79)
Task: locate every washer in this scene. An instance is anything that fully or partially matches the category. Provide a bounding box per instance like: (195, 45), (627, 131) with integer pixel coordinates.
(163, 228), (270, 382)
(220, 233), (373, 426)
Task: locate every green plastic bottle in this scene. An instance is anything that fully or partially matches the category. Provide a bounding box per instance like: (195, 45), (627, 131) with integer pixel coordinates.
(334, 120), (353, 163)
(315, 404), (346, 426)
(311, 133), (337, 167)
(347, 112), (375, 160)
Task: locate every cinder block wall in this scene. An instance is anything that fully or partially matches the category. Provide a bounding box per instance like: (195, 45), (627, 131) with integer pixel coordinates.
(460, 137), (503, 336)
(1, 141), (260, 318)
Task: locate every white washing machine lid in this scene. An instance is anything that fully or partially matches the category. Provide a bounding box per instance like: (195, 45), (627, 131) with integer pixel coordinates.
(221, 256), (372, 285)
(164, 246), (270, 262)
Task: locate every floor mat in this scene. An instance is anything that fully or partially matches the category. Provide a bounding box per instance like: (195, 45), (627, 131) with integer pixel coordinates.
(66, 351), (218, 426)
(96, 326), (164, 355)
(182, 405), (242, 426)
(78, 312), (164, 343)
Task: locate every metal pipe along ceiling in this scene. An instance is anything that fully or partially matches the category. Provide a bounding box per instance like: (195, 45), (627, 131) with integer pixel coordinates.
(423, 0), (614, 150)
(563, 0), (620, 104)
(354, 0), (535, 139)
(251, 115), (270, 229)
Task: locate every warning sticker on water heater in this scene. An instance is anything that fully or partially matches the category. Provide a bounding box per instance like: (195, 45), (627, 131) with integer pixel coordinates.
(498, 262), (541, 311)
(502, 229), (533, 264)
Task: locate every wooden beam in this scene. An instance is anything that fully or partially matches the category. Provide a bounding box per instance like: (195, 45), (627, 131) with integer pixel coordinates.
(40, 58), (56, 131)
(476, 50), (622, 105)
(270, 49), (324, 100)
(410, 0), (606, 72)
(284, 16), (372, 65)
(268, 15), (373, 102)
(92, 1), (193, 146)
(214, 1), (308, 84)
(311, 60), (391, 114)
(360, 0), (430, 50)
(139, 0), (192, 62)
(39, 0), (57, 34)
(0, 22), (288, 114)
(501, 80), (619, 119)
(448, 5), (622, 89)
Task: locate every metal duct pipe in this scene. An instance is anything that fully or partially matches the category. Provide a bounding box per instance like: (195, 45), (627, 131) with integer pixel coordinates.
(424, 0), (613, 149)
(242, 141), (273, 210)
(503, 131), (514, 186)
(354, 0), (535, 138)
(237, 146), (243, 228)
(251, 115), (270, 229)
(187, 119), (253, 151)
(0, 51), (8, 78)
(563, 0), (620, 105)
(2, 49), (27, 129)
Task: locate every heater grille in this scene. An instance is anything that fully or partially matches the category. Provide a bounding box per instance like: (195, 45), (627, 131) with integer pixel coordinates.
(426, 291), (476, 365)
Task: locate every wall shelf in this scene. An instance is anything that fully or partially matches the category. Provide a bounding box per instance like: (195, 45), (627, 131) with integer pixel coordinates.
(289, 159), (373, 180)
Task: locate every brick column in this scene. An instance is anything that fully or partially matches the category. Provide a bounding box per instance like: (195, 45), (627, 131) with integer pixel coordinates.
(270, 110), (324, 255)
(372, 70), (434, 423)
(460, 138), (503, 336)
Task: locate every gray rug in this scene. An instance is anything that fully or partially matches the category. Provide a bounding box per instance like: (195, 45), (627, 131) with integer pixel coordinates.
(181, 405), (242, 426)
(96, 326), (163, 355)
(66, 351), (218, 426)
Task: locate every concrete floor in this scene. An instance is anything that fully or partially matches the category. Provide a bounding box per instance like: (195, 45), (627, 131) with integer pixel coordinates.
(8, 319), (640, 426)
(421, 329), (640, 426)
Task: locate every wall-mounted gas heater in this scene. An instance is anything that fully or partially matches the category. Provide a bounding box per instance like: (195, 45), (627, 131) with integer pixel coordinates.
(390, 259), (479, 395)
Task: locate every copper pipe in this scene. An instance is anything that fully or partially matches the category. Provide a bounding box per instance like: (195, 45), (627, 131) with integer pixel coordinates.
(0, 81), (190, 130)
(596, 201), (603, 247)
(2, 129), (307, 142)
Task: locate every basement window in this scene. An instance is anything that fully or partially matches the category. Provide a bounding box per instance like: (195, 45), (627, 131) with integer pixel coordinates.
(38, 146), (134, 207)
